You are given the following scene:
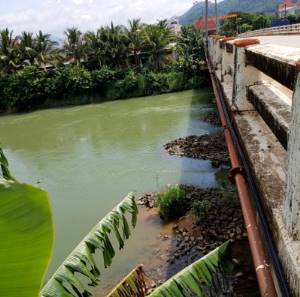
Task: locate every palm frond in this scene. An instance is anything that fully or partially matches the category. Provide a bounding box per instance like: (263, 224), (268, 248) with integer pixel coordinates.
(106, 265), (147, 297)
(40, 193), (138, 297)
(148, 241), (232, 297)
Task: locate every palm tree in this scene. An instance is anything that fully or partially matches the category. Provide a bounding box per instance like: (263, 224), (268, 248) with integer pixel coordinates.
(19, 31), (36, 65)
(143, 24), (173, 70)
(105, 23), (129, 68)
(34, 31), (62, 69)
(127, 19), (145, 68)
(0, 29), (20, 74)
(64, 27), (84, 65)
(84, 30), (108, 69)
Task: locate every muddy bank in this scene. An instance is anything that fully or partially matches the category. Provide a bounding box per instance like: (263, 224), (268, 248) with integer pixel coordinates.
(164, 133), (229, 168)
(138, 185), (260, 297)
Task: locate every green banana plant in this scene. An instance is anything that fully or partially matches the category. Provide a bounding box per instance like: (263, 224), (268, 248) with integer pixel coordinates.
(148, 241), (232, 297)
(0, 148), (138, 297)
(40, 193), (138, 297)
(106, 241), (232, 297)
(0, 149), (54, 297)
(106, 265), (147, 297)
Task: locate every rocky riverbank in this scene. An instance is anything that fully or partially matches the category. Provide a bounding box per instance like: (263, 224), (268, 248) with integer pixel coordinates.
(138, 185), (259, 296)
(164, 133), (229, 168)
(138, 185), (245, 262)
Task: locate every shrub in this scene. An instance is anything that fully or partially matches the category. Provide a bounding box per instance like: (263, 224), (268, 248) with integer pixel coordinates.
(192, 200), (212, 220)
(51, 66), (92, 98)
(166, 71), (186, 91)
(3, 66), (49, 110)
(143, 71), (169, 95)
(156, 185), (186, 221)
(92, 66), (116, 88)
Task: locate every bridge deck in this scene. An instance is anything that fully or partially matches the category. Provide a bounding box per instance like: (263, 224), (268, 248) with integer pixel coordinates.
(208, 33), (300, 297)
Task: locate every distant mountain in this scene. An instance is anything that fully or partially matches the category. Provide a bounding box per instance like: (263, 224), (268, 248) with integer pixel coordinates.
(178, 0), (283, 25)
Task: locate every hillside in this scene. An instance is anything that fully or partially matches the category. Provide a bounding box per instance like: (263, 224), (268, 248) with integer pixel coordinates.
(178, 0), (282, 25)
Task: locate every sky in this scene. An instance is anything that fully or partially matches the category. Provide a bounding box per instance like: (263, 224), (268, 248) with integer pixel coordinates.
(0, 0), (196, 37)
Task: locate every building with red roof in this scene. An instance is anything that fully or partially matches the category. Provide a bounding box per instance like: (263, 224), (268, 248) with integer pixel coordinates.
(278, 0), (300, 18)
(194, 15), (237, 33)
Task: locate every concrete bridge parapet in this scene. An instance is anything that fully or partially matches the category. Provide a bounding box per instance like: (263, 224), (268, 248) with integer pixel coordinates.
(208, 35), (300, 297)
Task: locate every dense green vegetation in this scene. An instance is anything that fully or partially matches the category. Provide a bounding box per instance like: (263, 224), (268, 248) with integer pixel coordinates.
(156, 185), (186, 221)
(219, 12), (272, 35)
(178, 0), (282, 25)
(0, 21), (206, 112)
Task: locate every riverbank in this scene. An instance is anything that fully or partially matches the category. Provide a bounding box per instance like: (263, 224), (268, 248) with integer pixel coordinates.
(0, 66), (209, 114)
(137, 184), (259, 296)
(132, 108), (259, 296)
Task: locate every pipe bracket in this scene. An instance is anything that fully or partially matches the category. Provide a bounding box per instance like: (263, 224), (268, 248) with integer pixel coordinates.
(228, 166), (244, 184)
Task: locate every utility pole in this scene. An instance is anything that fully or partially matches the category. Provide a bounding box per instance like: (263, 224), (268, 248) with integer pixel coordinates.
(205, 0), (208, 49)
(215, 0), (218, 34)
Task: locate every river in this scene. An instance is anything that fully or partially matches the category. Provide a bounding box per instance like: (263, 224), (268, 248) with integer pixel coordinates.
(0, 89), (224, 294)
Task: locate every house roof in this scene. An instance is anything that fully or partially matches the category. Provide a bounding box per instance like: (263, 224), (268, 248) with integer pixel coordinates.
(194, 14), (237, 31)
(278, 0), (300, 11)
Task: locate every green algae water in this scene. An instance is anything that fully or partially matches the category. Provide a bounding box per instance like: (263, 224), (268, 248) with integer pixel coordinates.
(0, 89), (222, 294)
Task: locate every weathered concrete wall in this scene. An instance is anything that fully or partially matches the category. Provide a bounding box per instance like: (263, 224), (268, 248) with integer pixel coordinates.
(285, 73), (300, 240)
(209, 36), (300, 297)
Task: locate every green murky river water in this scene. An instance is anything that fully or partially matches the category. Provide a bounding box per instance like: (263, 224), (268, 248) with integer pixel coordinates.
(0, 89), (223, 294)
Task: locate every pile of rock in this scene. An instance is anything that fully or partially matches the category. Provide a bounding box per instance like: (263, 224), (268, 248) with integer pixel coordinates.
(164, 133), (229, 168)
(137, 192), (155, 208)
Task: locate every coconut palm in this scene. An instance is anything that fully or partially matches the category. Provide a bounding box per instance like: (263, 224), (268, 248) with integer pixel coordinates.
(0, 29), (20, 74)
(19, 31), (36, 65)
(64, 27), (84, 65)
(127, 19), (145, 68)
(34, 31), (62, 69)
(143, 24), (173, 70)
(105, 23), (129, 68)
(84, 30), (108, 69)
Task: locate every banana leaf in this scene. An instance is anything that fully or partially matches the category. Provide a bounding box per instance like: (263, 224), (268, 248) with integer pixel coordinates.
(106, 265), (147, 297)
(0, 149), (54, 297)
(40, 193), (138, 297)
(148, 241), (232, 297)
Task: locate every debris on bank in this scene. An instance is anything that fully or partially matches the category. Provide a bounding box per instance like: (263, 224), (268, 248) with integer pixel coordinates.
(203, 111), (221, 126)
(164, 133), (229, 167)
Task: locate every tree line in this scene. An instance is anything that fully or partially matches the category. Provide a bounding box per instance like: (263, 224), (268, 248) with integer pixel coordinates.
(0, 20), (206, 111)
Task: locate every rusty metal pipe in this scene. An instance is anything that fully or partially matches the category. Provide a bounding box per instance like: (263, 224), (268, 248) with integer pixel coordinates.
(207, 59), (278, 297)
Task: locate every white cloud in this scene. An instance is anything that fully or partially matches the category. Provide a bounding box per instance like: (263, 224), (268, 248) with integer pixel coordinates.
(0, 0), (194, 36)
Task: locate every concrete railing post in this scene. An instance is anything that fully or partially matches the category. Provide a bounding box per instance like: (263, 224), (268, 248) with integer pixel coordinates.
(285, 69), (300, 240)
(232, 39), (260, 111)
(215, 40), (223, 70)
